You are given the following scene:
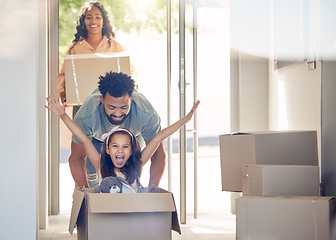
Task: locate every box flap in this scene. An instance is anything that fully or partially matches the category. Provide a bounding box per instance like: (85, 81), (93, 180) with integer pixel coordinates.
(87, 192), (175, 213)
(153, 188), (181, 234)
(64, 51), (130, 60)
(240, 130), (316, 134)
(240, 196), (334, 201)
(68, 188), (85, 234)
(171, 207), (181, 234)
(151, 188), (181, 234)
(220, 130), (317, 137)
(87, 187), (181, 234)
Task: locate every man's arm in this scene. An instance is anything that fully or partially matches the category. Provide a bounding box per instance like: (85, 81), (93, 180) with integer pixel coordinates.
(69, 141), (89, 188)
(147, 142), (166, 188)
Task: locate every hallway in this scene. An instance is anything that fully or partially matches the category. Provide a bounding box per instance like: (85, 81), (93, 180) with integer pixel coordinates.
(38, 146), (236, 239)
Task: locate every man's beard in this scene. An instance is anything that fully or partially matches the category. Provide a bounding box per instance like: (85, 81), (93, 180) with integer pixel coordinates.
(107, 113), (128, 125)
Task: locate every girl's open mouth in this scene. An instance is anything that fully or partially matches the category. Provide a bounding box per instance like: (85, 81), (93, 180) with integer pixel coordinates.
(116, 156), (124, 165)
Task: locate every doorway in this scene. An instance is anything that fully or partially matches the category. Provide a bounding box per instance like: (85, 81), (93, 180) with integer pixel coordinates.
(55, 0), (231, 223)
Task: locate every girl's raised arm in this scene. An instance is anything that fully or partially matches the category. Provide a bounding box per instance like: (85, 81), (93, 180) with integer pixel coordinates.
(45, 94), (101, 170)
(141, 100), (200, 166)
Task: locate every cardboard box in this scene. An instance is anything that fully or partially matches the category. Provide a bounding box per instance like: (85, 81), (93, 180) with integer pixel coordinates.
(69, 188), (181, 240)
(64, 52), (131, 105)
(242, 164), (320, 196)
(236, 196), (336, 240)
(219, 131), (318, 192)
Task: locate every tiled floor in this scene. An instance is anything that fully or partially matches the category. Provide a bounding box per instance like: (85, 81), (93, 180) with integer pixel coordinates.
(38, 146), (236, 239)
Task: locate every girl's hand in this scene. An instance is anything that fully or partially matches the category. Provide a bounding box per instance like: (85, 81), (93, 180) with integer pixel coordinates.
(45, 93), (66, 118)
(185, 100), (200, 122)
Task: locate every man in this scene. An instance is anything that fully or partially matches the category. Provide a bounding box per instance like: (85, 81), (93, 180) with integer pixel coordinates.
(69, 71), (165, 189)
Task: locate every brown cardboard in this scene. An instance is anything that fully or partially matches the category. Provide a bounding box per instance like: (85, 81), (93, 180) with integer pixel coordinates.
(236, 196), (336, 240)
(242, 164), (320, 196)
(64, 52), (131, 105)
(69, 187), (181, 240)
(219, 131), (318, 191)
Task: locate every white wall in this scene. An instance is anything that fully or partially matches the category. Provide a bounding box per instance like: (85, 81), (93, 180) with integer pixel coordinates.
(230, 0), (271, 132)
(231, 0), (321, 139)
(269, 62), (321, 132)
(239, 54), (269, 131)
(230, 53), (269, 132)
(0, 0), (43, 239)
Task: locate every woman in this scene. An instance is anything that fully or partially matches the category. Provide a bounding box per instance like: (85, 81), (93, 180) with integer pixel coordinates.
(56, 1), (133, 103)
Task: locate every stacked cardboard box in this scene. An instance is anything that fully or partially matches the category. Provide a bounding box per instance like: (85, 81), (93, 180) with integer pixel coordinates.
(219, 131), (336, 239)
(219, 131), (318, 192)
(236, 196), (336, 240)
(242, 164), (319, 196)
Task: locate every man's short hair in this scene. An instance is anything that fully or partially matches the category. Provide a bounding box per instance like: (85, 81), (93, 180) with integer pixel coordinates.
(98, 71), (135, 98)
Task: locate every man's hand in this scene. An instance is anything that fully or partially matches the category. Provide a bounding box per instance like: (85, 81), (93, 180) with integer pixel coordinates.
(60, 91), (66, 104)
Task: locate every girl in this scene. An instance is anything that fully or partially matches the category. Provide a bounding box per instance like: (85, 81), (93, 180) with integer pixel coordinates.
(46, 93), (200, 191)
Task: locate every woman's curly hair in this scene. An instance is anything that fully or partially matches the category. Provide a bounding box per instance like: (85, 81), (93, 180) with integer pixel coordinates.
(69, 1), (115, 51)
(100, 131), (142, 186)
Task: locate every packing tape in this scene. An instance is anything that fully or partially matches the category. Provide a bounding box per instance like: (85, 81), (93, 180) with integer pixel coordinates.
(70, 55), (80, 103)
(117, 57), (120, 72)
(312, 198), (318, 240)
(245, 197), (251, 240)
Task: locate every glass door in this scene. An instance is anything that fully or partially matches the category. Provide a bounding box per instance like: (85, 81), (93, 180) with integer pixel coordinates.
(177, 0), (231, 223)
